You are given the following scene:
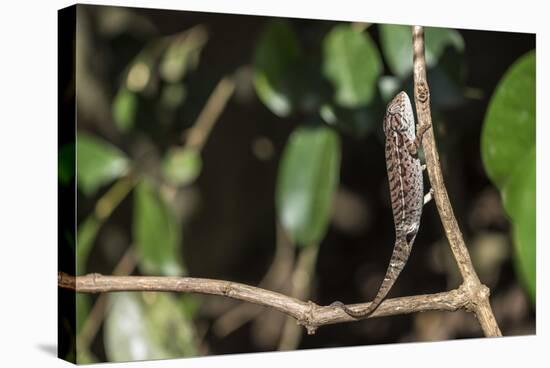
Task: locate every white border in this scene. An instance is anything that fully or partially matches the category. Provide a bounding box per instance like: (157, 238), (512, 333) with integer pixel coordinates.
(0, 0), (545, 367)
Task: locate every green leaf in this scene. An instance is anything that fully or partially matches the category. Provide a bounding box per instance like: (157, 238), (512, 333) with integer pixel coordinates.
(481, 51), (536, 188)
(133, 180), (184, 276)
(481, 50), (536, 302)
(59, 143), (75, 186)
(77, 133), (130, 196)
(322, 25), (382, 107)
(276, 125), (341, 246)
(253, 20), (302, 117)
(162, 147), (202, 186)
(379, 25), (413, 79)
(113, 88), (138, 132)
(503, 150), (536, 303)
(104, 293), (198, 363)
(502, 149), (535, 221)
(379, 25), (464, 78)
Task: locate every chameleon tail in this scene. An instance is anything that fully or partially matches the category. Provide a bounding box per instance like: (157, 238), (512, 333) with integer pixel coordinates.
(331, 237), (411, 319)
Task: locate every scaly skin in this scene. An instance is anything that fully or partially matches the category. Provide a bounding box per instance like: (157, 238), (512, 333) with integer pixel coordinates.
(332, 91), (427, 319)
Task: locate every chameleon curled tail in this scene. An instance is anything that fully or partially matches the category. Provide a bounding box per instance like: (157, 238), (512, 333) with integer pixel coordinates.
(331, 238), (412, 318)
(331, 91), (430, 319)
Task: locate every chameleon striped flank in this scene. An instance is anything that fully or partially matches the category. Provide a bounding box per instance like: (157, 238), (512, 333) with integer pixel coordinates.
(332, 91), (425, 318)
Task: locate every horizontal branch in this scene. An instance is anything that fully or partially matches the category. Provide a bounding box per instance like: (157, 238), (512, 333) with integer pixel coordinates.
(59, 272), (470, 334)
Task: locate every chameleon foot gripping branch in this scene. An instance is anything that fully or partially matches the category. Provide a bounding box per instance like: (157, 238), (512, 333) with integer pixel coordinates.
(332, 92), (429, 319)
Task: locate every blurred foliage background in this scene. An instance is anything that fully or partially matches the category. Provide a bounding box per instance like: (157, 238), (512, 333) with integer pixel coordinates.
(60, 4), (535, 364)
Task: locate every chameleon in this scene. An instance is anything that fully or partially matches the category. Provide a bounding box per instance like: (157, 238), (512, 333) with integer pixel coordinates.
(331, 91), (431, 319)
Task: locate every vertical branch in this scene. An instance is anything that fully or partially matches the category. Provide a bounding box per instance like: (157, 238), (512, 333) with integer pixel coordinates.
(411, 27), (476, 282)
(411, 25), (501, 337)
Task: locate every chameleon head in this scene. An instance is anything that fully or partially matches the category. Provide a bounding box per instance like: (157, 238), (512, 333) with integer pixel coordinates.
(383, 91), (415, 135)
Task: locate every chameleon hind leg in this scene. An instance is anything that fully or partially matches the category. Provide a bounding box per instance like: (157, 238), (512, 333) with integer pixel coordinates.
(423, 188), (434, 205)
(420, 165), (433, 205)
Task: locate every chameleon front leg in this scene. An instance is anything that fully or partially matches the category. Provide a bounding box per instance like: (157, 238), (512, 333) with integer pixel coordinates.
(413, 123), (432, 150)
(420, 157), (433, 206)
(406, 123), (432, 156)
